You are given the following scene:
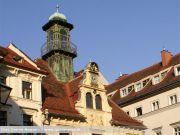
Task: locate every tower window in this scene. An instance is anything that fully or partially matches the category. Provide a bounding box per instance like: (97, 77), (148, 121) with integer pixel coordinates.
(22, 81), (32, 100)
(95, 95), (102, 110)
(60, 29), (68, 48)
(86, 93), (93, 108)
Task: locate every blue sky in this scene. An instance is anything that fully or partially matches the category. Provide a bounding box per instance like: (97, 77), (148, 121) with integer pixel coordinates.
(0, 0), (180, 82)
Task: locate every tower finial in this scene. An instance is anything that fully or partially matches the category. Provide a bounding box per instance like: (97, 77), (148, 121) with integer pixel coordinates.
(56, 4), (59, 12)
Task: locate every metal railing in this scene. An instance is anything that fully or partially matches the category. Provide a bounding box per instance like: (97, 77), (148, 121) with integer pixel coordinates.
(41, 40), (77, 56)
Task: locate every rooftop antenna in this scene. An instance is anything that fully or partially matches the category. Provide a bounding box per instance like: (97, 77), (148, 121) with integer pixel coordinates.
(163, 45), (166, 51)
(56, 4), (59, 12)
(89, 58), (92, 63)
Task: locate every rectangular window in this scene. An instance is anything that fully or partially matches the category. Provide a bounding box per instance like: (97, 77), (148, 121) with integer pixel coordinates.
(174, 126), (180, 135)
(22, 81), (32, 99)
(152, 101), (159, 111)
(136, 107), (142, 116)
(169, 95), (177, 105)
(23, 114), (33, 126)
(0, 111), (7, 126)
(121, 89), (127, 97)
(177, 66), (180, 76)
(59, 133), (70, 135)
(0, 76), (6, 84)
(136, 83), (142, 91)
(154, 75), (160, 84)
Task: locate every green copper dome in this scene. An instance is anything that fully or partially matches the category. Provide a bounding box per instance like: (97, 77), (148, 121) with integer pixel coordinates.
(49, 5), (67, 21)
(49, 12), (67, 21)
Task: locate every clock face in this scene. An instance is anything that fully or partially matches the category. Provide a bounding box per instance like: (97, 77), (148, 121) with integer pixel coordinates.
(91, 74), (98, 85)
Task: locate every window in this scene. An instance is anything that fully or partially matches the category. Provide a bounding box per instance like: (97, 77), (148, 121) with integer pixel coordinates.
(0, 76), (6, 84)
(59, 133), (70, 135)
(86, 93), (93, 108)
(23, 114), (33, 126)
(174, 126), (180, 135)
(153, 75), (160, 84)
(121, 89), (127, 97)
(0, 111), (7, 126)
(155, 131), (162, 135)
(126, 111), (130, 115)
(161, 71), (168, 80)
(152, 101), (159, 111)
(177, 67), (180, 76)
(136, 83), (142, 91)
(136, 107), (142, 116)
(95, 95), (102, 110)
(143, 78), (150, 87)
(169, 95), (177, 105)
(22, 81), (32, 99)
(60, 29), (68, 48)
(128, 85), (134, 93)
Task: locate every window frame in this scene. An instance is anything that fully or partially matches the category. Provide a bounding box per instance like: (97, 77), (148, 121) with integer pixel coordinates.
(22, 81), (32, 100)
(151, 100), (160, 111)
(174, 64), (180, 76)
(86, 92), (93, 109)
(0, 111), (7, 126)
(95, 94), (102, 110)
(169, 94), (178, 105)
(135, 106), (143, 117)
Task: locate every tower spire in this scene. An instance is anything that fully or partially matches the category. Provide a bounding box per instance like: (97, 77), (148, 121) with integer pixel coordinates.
(56, 4), (59, 12)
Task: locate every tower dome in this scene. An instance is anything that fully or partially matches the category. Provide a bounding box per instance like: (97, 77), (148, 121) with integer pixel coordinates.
(49, 5), (67, 21)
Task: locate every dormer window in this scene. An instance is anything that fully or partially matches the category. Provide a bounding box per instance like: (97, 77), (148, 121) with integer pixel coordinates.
(153, 75), (160, 85)
(143, 78), (150, 87)
(121, 89), (127, 97)
(128, 85), (134, 93)
(161, 71), (168, 79)
(136, 83), (142, 91)
(174, 65), (180, 76)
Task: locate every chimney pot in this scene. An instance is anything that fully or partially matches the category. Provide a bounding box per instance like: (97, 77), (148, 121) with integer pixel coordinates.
(161, 50), (173, 66)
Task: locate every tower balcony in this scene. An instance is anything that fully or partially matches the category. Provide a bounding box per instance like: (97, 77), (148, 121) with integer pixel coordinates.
(41, 40), (77, 59)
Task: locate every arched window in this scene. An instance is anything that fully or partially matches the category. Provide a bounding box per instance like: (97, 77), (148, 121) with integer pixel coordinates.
(95, 95), (102, 110)
(60, 29), (68, 48)
(86, 93), (93, 108)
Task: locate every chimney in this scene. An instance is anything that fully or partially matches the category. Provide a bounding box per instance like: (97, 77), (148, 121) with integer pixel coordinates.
(161, 49), (173, 66)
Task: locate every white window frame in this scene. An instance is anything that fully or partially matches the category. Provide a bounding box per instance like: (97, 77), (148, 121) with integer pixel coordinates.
(174, 64), (180, 76)
(151, 100), (160, 111)
(153, 127), (162, 135)
(121, 88), (128, 97)
(152, 68), (170, 85)
(170, 121), (180, 135)
(135, 106), (143, 117)
(169, 94), (178, 105)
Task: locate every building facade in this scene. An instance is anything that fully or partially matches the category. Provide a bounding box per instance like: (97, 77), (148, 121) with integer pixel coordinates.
(0, 44), (46, 126)
(0, 6), (146, 135)
(106, 50), (180, 135)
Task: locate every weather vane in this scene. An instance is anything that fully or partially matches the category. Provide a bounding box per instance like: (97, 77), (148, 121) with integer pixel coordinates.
(56, 5), (59, 12)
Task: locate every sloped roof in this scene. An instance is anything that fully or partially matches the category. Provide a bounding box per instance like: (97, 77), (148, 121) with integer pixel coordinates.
(106, 53), (180, 106)
(36, 58), (145, 128)
(35, 58), (85, 120)
(0, 45), (47, 74)
(108, 99), (145, 129)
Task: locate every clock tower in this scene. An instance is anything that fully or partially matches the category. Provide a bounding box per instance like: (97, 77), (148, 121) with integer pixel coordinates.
(41, 5), (77, 82)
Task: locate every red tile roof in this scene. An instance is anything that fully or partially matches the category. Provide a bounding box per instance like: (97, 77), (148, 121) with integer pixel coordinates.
(36, 58), (145, 128)
(0, 45), (47, 74)
(106, 52), (180, 106)
(35, 58), (85, 120)
(108, 99), (145, 129)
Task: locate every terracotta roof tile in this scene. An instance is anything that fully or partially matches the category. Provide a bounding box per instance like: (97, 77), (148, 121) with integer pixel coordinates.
(106, 53), (180, 106)
(108, 99), (146, 128)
